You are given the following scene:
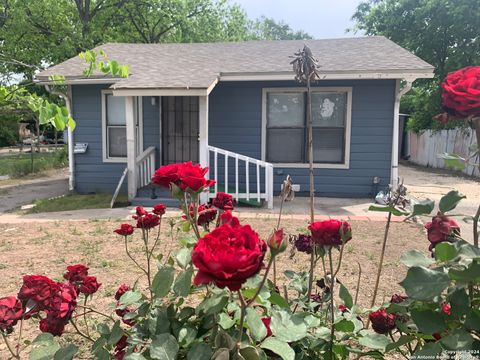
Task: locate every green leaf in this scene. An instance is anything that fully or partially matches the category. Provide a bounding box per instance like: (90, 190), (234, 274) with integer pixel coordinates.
(409, 198), (435, 218)
(339, 284), (353, 308)
(400, 250), (434, 268)
(187, 343), (213, 360)
(176, 248), (192, 269)
(358, 333), (391, 351)
(260, 338), (295, 360)
(410, 309), (446, 335)
(178, 326), (197, 346)
(465, 309), (480, 331)
(211, 348), (230, 360)
(32, 333), (55, 344)
(30, 335), (61, 360)
(368, 205), (408, 216)
(440, 329), (474, 350)
(270, 310), (308, 342)
(152, 266), (175, 298)
(448, 288), (470, 317)
(239, 346), (262, 360)
(53, 344), (78, 360)
(246, 308), (268, 341)
(335, 319), (355, 333)
(439, 190), (466, 213)
(125, 354), (147, 360)
(268, 291), (289, 308)
(399, 267), (450, 300)
(214, 330), (235, 351)
(385, 335), (416, 352)
(150, 334), (179, 360)
(449, 260), (480, 282)
(412, 342), (442, 357)
(173, 268), (193, 297)
(108, 321), (124, 345)
(218, 313), (236, 329)
(435, 242), (457, 262)
(196, 293), (229, 316)
(119, 290), (142, 307)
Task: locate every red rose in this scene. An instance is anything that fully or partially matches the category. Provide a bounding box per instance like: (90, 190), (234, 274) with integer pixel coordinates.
(338, 305), (349, 313)
(212, 192), (234, 211)
(151, 163), (180, 188)
(48, 282), (77, 320)
(442, 303), (451, 315)
(63, 264), (89, 283)
(219, 211), (240, 227)
(79, 276), (101, 295)
(136, 213), (160, 229)
(18, 275), (59, 310)
(152, 204), (166, 216)
(441, 66), (480, 118)
(390, 294), (408, 304)
(115, 305), (135, 326)
(294, 234), (313, 254)
(425, 212), (460, 250)
(369, 309), (396, 334)
(114, 335), (128, 360)
(309, 220), (352, 247)
(192, 222), (267, 291)
(197, 204), (217, 226)
(115, 284), (130, 301)
(114, 224), (135, 236)
(0, 296), (24, 330)
(267, 228), (287, 255)
(176, 161), (215, 192)
(135, 206), (148, 217)
(39, 316), (66, 336)
(261, 317), (272, 337)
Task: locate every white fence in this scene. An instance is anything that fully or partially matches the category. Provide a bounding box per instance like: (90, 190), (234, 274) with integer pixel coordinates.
(136, 146), (156, 189)
(408, 128), (479, 177)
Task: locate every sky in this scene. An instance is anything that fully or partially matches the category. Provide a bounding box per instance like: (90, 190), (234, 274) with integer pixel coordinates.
(234, 0), (365, 39)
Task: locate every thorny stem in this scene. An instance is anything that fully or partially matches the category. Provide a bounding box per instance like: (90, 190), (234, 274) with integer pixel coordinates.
(328, 249), (335, 360)
(367, 211), (392, 328)
(76, 305), (115, 321)
(1, 331), (19, 359)
(237, 291), (247, 347)
(69, 320), (95, 343)
(15, 317), (23, 357)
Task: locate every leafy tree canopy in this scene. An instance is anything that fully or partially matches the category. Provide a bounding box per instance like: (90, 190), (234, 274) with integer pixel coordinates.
(350, 0), (480, 132)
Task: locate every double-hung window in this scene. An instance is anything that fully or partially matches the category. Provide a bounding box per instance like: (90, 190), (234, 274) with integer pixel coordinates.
(264, 88), (351, 167)
(102, 92), (142, 162)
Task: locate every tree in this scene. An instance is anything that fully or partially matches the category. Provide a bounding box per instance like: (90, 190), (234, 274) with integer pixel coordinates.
(350, 0), (480, 132)
(251, 16), (312, 40)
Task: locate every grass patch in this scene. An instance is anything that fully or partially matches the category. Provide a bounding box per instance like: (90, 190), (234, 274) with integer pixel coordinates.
(25, 193), (129, 214)
(0, 148), (67, 177)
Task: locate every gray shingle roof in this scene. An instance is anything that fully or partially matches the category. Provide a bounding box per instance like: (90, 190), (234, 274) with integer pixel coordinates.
(36, 36), (434, 89)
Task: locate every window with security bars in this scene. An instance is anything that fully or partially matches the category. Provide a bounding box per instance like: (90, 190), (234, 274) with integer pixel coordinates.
(266, 90), (347, 164)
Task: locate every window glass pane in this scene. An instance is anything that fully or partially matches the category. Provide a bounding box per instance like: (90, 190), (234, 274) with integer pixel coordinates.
(107, 95), (126, 125)
(267, 93), (304, 127)
(108, 127), (127, 157)
(267, 128), (303, 162)
(312, 93), (346, 127)
(313, 128), (344, 163)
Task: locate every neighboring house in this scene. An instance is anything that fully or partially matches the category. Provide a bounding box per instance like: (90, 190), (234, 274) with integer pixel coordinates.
(36, 37), (434, 208)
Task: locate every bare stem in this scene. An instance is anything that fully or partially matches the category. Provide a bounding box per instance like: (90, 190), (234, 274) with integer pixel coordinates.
(473, 204), (479, 248)
(141, 228), (153, 301)
(237, 291), (247, 347)
(69, 320), (95, 343)
(76, 305), (115, 321)
(124, 236), (148, 276)
(184, 192), (201, 239)
(367, 211), (392, 328)
(1, 331), (19, 359)
(354, 261), (362, 305)
(328, 249), (335, 360)
(83, 297), (90, 338)
(307, 244), (316, 301)
(333, 242), (346, 279)
(15, 317), (24, 358)
(247, 256), (275, 307)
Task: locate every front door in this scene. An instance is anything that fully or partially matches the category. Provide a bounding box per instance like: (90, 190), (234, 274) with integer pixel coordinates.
(161, 96), (199, 164)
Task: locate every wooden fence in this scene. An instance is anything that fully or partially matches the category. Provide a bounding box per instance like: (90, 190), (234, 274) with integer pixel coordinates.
(408, 128), (479, 177)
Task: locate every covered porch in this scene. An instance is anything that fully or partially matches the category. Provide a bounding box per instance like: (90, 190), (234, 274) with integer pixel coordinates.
(115, 91), (274, 209)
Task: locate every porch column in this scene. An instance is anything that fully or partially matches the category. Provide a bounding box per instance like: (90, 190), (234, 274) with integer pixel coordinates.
(126, 96), (137, 200)
(199, 95), (209, 202)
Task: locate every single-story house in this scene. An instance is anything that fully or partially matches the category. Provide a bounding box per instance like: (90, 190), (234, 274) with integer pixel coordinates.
(36, 36), (434, 208)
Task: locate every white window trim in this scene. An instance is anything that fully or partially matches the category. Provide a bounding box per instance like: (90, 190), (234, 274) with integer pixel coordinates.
(101, 90), (143, 163)
(261, 86), (352, 169)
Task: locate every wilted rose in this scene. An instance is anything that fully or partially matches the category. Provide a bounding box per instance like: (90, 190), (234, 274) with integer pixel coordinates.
(63, 264), (89, 283)
(425, 212), (460, 250)
(0, 296), (24, 330)
(79, 276), (101, 295)
(369, 309), (396, 334)
(115, 284), (130, 301)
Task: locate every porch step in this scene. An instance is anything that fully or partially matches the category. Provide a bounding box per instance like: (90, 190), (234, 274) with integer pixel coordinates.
(131, 197), (180, 208)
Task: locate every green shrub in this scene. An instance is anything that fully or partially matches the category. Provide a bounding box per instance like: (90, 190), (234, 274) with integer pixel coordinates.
(0, 147), (68, 177)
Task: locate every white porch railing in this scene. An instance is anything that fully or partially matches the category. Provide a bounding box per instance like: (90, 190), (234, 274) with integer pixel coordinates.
(136, 146), (156, 189)
(207, 145), (274, 209)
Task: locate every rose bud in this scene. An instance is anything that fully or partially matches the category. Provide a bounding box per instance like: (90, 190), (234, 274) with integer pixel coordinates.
(339, 305), (349, 313)
(369, 309), (396, 334)
(79, 276), (101, 295)
(267, 229), (287, 256)
(0, 296), (24, 330)
(442, 303), (451, 315)
(261, 317), (272, 337)
(115, 284), (131, 301)
(152, 204), (166, 216)
(390, 294), (408, 304)
(114, 224), (134, 236)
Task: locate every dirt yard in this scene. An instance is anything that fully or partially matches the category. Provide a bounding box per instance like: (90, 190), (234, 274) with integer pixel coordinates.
(0, 217), (425, 358)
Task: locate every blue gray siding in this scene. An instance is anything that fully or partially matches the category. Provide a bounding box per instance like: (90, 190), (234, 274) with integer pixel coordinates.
(208, 80), (396, 197)
(71, 85), (159, 194)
